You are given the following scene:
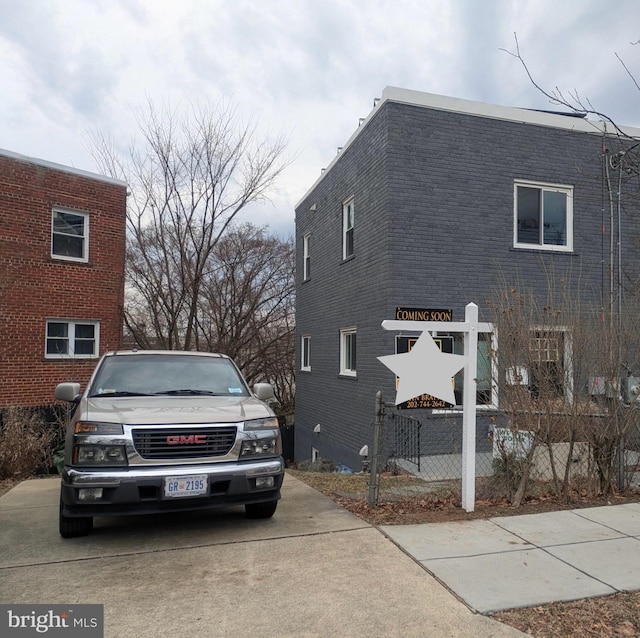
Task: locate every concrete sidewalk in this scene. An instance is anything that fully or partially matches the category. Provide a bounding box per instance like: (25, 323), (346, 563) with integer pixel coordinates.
(0, 475), (525, 638)
(382, 503), (640, 614)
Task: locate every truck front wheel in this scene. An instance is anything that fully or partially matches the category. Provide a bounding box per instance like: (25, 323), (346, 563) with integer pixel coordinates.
(245, 500), (278, 519)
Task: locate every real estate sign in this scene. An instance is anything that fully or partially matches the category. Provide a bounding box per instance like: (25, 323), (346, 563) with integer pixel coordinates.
(395, 333), (454, 409)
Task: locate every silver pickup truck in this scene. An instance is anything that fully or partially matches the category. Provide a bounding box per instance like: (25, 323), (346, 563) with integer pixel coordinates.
(55, 350), (284, 537)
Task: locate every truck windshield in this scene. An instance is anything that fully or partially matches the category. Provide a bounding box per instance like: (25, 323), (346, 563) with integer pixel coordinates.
(88, 354), (250, 398)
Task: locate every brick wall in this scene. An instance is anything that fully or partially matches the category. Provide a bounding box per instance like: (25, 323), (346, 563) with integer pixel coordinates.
(294, 97), (640, 470)
(0, 152), (127, 407)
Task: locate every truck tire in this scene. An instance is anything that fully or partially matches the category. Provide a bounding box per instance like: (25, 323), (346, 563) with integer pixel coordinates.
(245, 500), (278, 519)
(59, 497), (93, 538)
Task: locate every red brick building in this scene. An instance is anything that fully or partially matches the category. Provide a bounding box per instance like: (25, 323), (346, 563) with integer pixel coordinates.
(0, 149), (127, 408)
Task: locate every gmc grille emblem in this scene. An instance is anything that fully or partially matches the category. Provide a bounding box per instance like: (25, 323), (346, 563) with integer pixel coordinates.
(166, 435), (207, 445)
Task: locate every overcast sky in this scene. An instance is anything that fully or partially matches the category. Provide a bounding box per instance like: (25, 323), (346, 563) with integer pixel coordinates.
(1, 0), (639, 236)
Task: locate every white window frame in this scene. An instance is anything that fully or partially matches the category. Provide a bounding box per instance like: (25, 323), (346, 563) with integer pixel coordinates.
(340, 328), (357, 377)
(475, 330), (498, 409)
(51, 208), (89, 262)
(529, 325), (574, 401)
(301, 335), (311, 371)
(513, 180), (573, 252)
(434, 329), (498, 412)
(342, 198), (354, 260)
(303, 233), (311, 281)
(45, 319), (100, 359)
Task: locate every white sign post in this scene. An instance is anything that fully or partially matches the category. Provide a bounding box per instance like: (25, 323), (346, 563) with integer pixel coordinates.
(380, 302), (491, 512)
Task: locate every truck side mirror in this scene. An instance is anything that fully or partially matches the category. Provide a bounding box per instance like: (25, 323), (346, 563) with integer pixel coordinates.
(253, 383), (275, 401)
(55, 382), (82, 403)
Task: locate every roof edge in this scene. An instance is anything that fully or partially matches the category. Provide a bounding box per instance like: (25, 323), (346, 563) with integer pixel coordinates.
(296, 86), (639, 209)
(381, 86), (640, 137)
(0, 147), (127, 188)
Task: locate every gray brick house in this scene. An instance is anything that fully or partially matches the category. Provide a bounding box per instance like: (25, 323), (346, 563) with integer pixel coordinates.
(294, 86), (640, 471)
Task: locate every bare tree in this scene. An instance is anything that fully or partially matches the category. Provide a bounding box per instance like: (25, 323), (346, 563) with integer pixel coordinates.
(501, 33), (640, 141)
(492, 38), (640, 500)
(194, 223), (295, 414)
(90, 101), (295, 411)
(91, 100), (290, 352)
(489, 272), (640, 503)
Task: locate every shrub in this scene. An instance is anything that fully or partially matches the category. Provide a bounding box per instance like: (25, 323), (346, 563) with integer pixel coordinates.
(490, 453), (529, 501)
(0, 407), (65, 479)
(295, 458), (336, 473)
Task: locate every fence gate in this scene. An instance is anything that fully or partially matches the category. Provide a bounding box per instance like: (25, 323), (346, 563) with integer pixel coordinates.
(368, 392), (424, 505)
(384, 404), (422, 472)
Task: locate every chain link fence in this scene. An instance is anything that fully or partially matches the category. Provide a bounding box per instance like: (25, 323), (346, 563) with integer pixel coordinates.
(367, 392), (640, 506)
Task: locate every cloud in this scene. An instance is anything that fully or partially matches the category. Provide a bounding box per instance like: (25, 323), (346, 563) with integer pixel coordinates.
(0, 0), (638, 232)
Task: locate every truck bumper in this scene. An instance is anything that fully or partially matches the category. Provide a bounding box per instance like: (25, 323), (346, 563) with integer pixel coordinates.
(60, 458), (285, 518)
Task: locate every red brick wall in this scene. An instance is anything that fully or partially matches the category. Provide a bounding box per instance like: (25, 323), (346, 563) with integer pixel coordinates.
(0, 153), (127, 407)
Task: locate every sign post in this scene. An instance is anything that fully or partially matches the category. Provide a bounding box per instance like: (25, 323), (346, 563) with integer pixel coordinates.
(380, 302), (490, 512)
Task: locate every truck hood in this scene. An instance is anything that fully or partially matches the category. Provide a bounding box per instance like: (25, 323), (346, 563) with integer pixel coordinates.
(78, 395), (275, 426)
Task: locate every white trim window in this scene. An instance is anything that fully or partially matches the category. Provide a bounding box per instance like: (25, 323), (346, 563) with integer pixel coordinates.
(340, 328), (357, 376)
(46, 320), (99, 358)
(514, 181), (573, 252)
(51, 208), (89, 262)
(303, 233), (311, 281)
(529, 327), (572, 400)
(301, 335), (311, 371)
(474, 331), (497, 408)
(342, 198), (354, 259)
(446, 330), (497, 409)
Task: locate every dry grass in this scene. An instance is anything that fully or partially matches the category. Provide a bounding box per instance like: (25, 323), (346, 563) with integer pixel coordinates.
(0, 478), (18, 498)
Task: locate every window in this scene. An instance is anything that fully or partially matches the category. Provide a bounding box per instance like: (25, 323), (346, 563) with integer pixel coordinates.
(46, 320), (99, 358)
(52, 209), (89, 261)
(89, 353), (250, 397)
(514, 181), (573, 252)
(342, 198), (354, 259)
(301, 335), (311, 371)
(452, 331), (496, 407)
(475, 332), (495, 406)
(303, 234), (311, 281)
(529, 329), (567, 398)
(340, 328), (357, 376)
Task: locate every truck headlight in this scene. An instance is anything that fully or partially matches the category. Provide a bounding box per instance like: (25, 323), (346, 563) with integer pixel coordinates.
(240, 437), (280, 457)
(73, 444), (128, 466)
(244, 417), (279, 431)
(74, 422), (123, 435)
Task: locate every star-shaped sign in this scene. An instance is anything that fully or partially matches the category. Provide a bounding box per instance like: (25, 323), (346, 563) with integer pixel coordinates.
(378, 331), (466, 405)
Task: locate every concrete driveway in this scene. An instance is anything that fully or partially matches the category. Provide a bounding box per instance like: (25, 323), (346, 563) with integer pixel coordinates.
(0, 474), (526, 638)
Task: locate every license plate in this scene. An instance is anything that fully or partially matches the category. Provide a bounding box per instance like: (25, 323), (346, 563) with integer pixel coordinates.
(163, 475), (208, 498)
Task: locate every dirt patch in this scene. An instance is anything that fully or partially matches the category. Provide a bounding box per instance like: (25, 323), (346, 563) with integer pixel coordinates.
(0, 478), (23, 497)
(288, 468), (640, 637)
(494, 594), (640, 637)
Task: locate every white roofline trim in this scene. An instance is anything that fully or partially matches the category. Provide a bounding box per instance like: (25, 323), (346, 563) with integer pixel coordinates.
(380, 86), (640, 137)
(0, 147), (127, 188)
(296, 86), (640, 209)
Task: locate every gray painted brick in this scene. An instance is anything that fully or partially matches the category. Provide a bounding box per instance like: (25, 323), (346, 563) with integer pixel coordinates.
(295, 97), (640, 470)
